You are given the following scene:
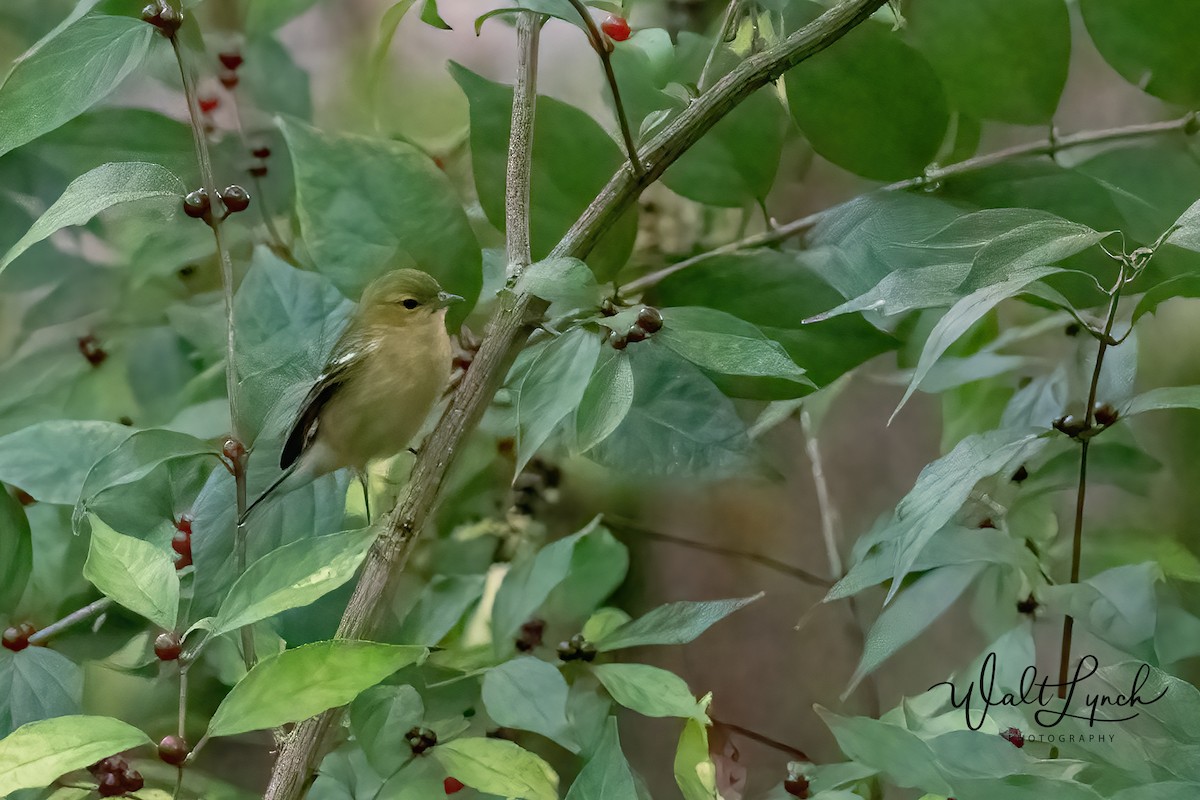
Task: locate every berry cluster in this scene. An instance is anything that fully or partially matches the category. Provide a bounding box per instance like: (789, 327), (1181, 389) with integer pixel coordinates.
(514, 618), (545, 652)
(556, 633), (596, 663)
(218, 49), (242, 90)
(140, 1), (182, 37)
(89, 756), (144, 797)
(608, 306), (663, 350)
(172, 514), (193, 569)
(2, 622), (37, 652)
(158, 734), (191, 766)
(1053, 402), (1119, 439)
(1000, 726), (1025, 748)
(182, 185), (251, 223)
(77, 334), (107, 367)
(406, 727), (438, 754)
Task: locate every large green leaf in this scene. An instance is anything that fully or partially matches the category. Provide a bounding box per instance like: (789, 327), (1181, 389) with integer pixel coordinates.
(0, 162), (184, 275)
(0, 489), (32, 611)
(0, 715), (151, 796)
(482, 657), (576, 752)
(0, 14), (156, 159)
(432, 738), (559, 800)
(816, 708), (953, 795)
(656, 306), (811, 389)
(206, 641), (427, 737)
(783, 2), (947, 180)
(574, 349), (634, 453)
(279, 118), (481, 321)
(83, 514), (179, 630)
(491, 521), (596, 645)
(1040, 563), (1161, 656)
(211, 527), (377, 637)
(24, 109), (193, 177)
(595, 594), (761, 652)
(350, 684), (424, 776)
(1081, 0), (1200, 106)
(907, 0), (1069, 124)
(450, 62), (637, 280)
(509, 327), (602, 476)
(1124, 386), (1200, 418)
(563, 717), (638, 800)
(395, 574), (486, 645)
(0, 648), (82, 739)
(593, 663), (707, 721)
(674, 717), (718, 800)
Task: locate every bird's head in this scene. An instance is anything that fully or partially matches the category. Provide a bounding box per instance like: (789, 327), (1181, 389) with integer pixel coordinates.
(358, 268), (463, 326)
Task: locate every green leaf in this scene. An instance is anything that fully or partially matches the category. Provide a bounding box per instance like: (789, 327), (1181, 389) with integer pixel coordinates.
(658, 307), (812, 387)
(564, 717), (638, 800)
(574, 349), (634, 453)
(0, 162), (184, 275)
(212, 528), (377, 637)
(0, 649), (82, 739)
(82, 514), (178, 630)
(420, 0), (451, 29)
(515, 256), (602, 312)
(350, 684), (425, 776)
(783, 2), (947, 180)
(674, 717), (718, 800)
(278, 118), (481, 322)
(593, 663), (707, 721)
(907, 0), (1069, 123)
(815, 707), (953, 795)
(1081, 0), (1200, 106)
(587, 342), (752, 477)
(206, 641), (428, 738)
(368, 1), (421, 107)
(432, 738), (559, 800)
(1040, 563), (1161, 655)
(0, 15), (156, 159)
(510, 327), (602, 476)
(450, 62), (637, 280)
(1124, 386), (1200, 418)
(0, 490), (32, 611)
(844, 563), (985, 698)
(492, 520), (596, 644)
(595, 593), (761, 651)
(25, 108), (194, 177)
(482, 657), (576, 751)
(876, 428), (1047, 604)
(240, 35), (313, 121)
(244, 0), (321, 32)
(0, 715), (151, 796)
(396, 574), (486, 645)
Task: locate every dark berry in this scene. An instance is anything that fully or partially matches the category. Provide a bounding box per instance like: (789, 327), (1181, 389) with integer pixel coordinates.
(625, 323), (648, 343)
(1001, 727), (1025, 748)
(219, 185), (251, 213)
(156, 5), (182, 36)
(158, 735), (190, 766)
(1053, 414), (1088, 438)
(183, 189), (210, 219)
(97, 771), (125, 797)
(14, 488), (35, 506)
(154, 631), (182, 661)
(515, 618), (545, 652)
(140, 4), (161, 24)
(978, 518), (995, 529)
(406, 727), (437, 754)
(251, 146), (271, 159)
(218, 51), (243, 70)
(171, 525), (192, 570)
(608, 330), (628, 350)
(218, 70), (239, 89)
(557, 633), (595, 662)
(78, 334), (107, 367)
(1093, 402), (1119, 426)
(1064, 322), (1081, 337)
(198, 96), (219, 114)
(444, 777), (465, 794)
(636, 306), (663, 333)
(599, 298), (619, 317)
(783, 776), (810, 798)
(118, 415), (134, 426)
(601, 14), (631, 41)
(2, 626), (29, 652)
(248, 164), (269, 178)
(89, 756), (127, 776)
(122, 769), (144, 793)
(1017, 594), (1038, 615)
(1011, 465), (1029, 483)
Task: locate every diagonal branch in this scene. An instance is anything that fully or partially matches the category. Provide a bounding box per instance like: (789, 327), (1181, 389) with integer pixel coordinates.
(261, 3), (886, 797)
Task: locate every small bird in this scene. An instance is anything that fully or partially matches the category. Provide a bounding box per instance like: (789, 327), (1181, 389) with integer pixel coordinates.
(240, 268), (462, 523)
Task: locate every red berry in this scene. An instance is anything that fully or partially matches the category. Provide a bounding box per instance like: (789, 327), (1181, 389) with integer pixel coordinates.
(783, 776), (810, 798)
(171, 525), (192, 570)
(219, 184), (251, 213)
(154, 631), (182, 661)
(444, 777), (465, 794)
(2, 626), (29, 652)
(251, 146), (271, 159)
(1001, 727), (1025, 748)
(601, 14), (631, 41)
(248, 164), (269, 178)
(121, 769), (144, 793)
(608, 330), (628, 350)
(198, 96), (219, 114)
(636, 306), (663, 333)
(89, 756), (127, 776)
(624, 323), (648, 344)
(218, 51), (243, 70)
(158, 735), (190, 766)
(97, 771), (124, 797)
(1093, 402), (1119, 426)
(77, 334), (107, 367)
(174, 514), (193, 536)
(218, 69), (239, 89)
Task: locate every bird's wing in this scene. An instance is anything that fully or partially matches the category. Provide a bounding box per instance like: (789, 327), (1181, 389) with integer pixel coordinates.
(279, 329), (375, 470)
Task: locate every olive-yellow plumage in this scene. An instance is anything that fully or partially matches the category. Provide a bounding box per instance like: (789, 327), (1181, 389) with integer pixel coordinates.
(241, 268), (460, 522)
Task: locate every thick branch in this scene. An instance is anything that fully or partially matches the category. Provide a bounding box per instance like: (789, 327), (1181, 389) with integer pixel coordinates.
(504, 12), (541, 276)
(261, 3), (885, 797)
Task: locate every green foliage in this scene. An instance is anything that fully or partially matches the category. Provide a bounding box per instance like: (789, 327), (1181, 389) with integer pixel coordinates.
(83, 514), (178, 629)
(0, 715), (150, 795)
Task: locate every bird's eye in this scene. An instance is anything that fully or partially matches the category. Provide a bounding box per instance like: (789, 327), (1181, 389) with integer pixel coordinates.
(401, 298), (420, 309)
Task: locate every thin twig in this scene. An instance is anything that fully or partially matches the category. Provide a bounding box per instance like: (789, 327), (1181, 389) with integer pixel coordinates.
(504, 12), (541, 278)
(563, 0), (642, 176)
(606, 515), (832, 588)
(1058, 262), (1128, 697)
(698, 0), (742, 93)
(26, 597), (111, 645)
(169, 29), (253, 673)
(713, 717), (809, 761)
(261, 4), (886, 797)
(621, 111), (1198, 297)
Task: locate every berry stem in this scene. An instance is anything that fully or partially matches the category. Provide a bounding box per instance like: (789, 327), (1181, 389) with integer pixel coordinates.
(712, 717), (809, 761)
(26, 597), (112, 646)
(562, 0), (643, 176)
(1058, 260), (1128, 698)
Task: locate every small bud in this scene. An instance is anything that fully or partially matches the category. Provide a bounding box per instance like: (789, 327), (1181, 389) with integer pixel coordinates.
(599, 298), (620, 317)
(1093, 402), (1119, 426)
(222, 437), (245, 463)
(1053, 414), (1088, 438)
(156, 5), (182, 36)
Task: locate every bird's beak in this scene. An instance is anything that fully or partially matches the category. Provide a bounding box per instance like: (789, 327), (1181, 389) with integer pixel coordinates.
(434, 291), (464, 309)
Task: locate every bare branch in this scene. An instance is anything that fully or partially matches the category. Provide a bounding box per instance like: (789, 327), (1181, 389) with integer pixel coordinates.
(504, 12), (541, 277)
(25, 597), (111, 646)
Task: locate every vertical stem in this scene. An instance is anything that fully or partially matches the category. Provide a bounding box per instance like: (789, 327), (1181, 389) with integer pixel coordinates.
(1057, 266), (1127, 697)
(504, 12), (541, 277)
